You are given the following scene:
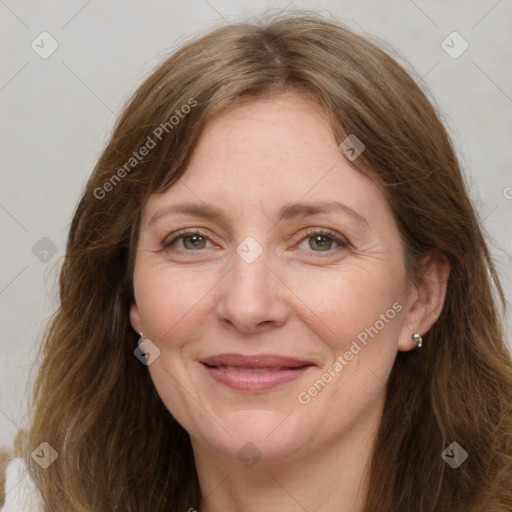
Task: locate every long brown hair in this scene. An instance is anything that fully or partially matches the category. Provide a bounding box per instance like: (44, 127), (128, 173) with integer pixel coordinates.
(16, 11), (512, 511)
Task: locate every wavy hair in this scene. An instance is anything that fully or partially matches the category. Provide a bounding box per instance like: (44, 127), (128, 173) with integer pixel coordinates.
(15, 11), (512, 511)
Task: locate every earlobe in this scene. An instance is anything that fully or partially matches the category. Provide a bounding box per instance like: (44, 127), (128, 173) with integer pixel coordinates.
(398, 252), (451, 352)
(129, 302), (141, 334)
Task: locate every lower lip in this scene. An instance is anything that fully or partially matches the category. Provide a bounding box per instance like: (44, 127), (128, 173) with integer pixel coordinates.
(202, 364), (313, 392)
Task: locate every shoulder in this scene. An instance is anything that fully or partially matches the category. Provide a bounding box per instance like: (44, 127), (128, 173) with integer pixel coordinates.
(2, 457), (43, 512)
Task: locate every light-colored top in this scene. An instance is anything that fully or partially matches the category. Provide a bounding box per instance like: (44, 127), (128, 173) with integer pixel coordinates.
(2, 457), (43, 511)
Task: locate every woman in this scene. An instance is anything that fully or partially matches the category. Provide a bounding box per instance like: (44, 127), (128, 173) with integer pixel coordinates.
(3, 11), (512, 512)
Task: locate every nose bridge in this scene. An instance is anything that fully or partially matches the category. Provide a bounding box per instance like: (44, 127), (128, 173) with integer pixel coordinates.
(216, 234), (288, 332)
(229, 235), (272, 307)
(232, 236), (269, 292)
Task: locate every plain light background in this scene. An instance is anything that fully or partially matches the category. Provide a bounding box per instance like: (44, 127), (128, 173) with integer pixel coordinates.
(1, 0), (511, 449)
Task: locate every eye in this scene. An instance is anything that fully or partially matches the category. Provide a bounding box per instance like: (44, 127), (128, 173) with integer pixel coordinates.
(163, 229), (214, 251)
(162, 227), (350, 255)
(296, 228), (349, 254)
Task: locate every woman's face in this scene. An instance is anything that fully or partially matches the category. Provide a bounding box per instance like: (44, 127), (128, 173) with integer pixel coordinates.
(130, 93), (418, 465)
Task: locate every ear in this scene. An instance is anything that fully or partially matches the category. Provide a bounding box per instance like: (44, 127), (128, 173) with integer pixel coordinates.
(129, 302), (141, 335)
(398, 251), (450, 352)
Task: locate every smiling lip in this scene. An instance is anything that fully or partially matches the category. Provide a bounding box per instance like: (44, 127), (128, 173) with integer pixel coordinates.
(200, 353), (315, 392)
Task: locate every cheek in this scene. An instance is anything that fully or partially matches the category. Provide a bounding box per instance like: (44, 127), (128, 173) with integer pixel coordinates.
(133, 263), (217, 346)
(293, 265), (403, 355)
(293, 269), (403, 428)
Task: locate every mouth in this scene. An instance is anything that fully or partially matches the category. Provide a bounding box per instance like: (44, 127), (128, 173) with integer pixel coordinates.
(199, 354), (315, 392)
(205, 365), (309, 372)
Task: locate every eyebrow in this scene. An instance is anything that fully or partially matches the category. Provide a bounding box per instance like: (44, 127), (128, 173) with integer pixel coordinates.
(149, 200), (369, 228)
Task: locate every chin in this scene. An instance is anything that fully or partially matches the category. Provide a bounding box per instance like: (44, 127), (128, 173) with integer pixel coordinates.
(195, 409), (314, 464)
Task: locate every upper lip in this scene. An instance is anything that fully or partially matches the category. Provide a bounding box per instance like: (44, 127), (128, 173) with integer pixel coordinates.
(200, 353), (315, 369)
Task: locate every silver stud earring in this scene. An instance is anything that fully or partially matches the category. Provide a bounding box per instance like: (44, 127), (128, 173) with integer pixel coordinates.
(412, 333), (423, 348)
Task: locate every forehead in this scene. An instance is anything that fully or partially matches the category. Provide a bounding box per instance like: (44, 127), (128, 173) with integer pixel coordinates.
(190, 93), (337, 177)
(143, 94), (389, 226)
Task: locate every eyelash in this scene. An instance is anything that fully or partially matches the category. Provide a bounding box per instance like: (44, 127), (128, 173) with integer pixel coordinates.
(162, 227), (350, 256)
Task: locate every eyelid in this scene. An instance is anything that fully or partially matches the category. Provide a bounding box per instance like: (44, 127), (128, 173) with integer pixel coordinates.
(299, 227), (349, 245)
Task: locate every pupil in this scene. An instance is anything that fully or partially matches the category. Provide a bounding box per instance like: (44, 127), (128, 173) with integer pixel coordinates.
(311, 235), (331, 251)
(185, 235), (204, 249)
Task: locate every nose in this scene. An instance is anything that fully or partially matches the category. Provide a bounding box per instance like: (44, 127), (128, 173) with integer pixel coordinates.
(215, 245), (290, 335)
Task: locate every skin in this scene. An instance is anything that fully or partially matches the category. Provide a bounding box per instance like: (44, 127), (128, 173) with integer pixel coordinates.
(130, 92), (450, 512)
